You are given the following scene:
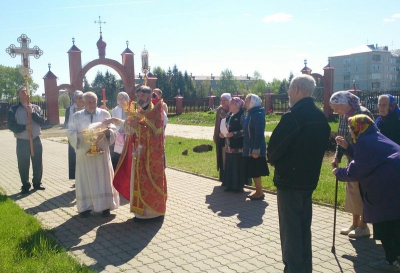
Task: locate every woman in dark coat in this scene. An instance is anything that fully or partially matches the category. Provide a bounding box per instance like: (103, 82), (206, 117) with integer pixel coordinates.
(333, 114), (400, 271)
(376, 94), (400, 145)
(220, 97), (246, 192)
(213, 93), (231, 181)
(242, 94), (269, 200)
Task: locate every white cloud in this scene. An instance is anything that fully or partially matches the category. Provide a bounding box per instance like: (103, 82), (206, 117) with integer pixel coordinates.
(262, 13), (292, 23)
(383, 13), (400, 22)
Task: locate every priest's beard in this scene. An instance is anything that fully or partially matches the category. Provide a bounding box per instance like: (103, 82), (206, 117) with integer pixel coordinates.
(138, 100), (149, 109)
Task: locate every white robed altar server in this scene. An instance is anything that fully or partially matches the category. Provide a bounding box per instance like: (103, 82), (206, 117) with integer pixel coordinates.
(67, 92), (119, 218)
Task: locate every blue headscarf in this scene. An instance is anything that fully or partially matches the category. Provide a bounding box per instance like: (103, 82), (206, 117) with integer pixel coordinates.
(375, 94), (400, 128)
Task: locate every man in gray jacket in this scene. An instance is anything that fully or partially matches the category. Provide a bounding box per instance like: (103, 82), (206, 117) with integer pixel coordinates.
(8, 86), (46, 194)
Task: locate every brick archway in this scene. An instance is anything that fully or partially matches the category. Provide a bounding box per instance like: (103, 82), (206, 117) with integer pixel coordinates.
(43, 38), (136, 125)
(76, 58), (135, 99)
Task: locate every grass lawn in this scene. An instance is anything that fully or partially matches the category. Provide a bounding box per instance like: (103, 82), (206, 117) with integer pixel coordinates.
(165, 135), (346, 207)
(168, 112), (339, 133)
(0, 189), (94, 273)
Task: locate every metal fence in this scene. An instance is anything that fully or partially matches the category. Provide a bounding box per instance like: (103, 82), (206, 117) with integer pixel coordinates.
(0, 100), (48, 127)
(358, 90), (400, 115)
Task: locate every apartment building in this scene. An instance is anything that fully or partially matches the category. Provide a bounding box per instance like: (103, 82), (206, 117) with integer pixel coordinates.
(330, 44), (400, 92)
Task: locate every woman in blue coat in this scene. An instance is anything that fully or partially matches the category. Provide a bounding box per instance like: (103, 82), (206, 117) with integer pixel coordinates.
(333, 114), (400, 271)
(242, 94), (269, 200)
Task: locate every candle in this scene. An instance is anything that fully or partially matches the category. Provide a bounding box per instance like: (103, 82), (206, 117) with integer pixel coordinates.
(102, 88), (106, 101)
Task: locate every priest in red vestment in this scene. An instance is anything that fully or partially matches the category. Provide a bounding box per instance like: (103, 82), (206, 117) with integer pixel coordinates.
(103, 85), (167, 220)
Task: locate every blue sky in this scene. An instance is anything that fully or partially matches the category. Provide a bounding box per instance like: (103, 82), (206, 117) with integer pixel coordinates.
(1, 0), (399, 95)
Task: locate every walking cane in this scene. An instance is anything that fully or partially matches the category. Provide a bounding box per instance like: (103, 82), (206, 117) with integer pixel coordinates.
(331, 175), (339, 254)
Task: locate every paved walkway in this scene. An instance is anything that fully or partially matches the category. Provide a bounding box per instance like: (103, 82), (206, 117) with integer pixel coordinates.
(0, 127), (383, 272)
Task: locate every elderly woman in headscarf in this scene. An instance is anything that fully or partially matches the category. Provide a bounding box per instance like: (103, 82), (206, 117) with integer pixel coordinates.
(242, 94), (269, 200)
(110, 91), (129, 170)
(213, 93), (231, 181)
(219, 97), (247, 192)
(333, 114), (400, 271)
(376, 94), (400, 145)
(65, 90), (84, 179)
(329, 91), (374, 238)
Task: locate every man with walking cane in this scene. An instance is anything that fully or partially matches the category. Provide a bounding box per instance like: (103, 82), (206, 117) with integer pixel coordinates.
(267, 74), (331, 273)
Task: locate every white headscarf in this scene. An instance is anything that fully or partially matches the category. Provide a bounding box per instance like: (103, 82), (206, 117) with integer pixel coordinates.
(221, 93), (232, 100)
(247, 94), (262, 110)
(72, 90), (83, 100)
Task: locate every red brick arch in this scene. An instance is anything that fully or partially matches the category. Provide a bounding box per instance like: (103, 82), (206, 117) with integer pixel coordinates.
(76, 58), (135, 99)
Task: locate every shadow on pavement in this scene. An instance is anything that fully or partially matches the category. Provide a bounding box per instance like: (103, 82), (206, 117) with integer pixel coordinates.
(205, 186), (268, 228)
(22, 190), (76, 215)
(342, 237), (382, 272)
(68, 217), (164, 271)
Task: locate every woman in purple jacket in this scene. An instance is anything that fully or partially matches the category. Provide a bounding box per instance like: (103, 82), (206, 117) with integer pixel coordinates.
(333, 114), (400, 271)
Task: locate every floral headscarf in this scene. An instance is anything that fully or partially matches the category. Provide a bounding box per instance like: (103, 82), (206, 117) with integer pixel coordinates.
(230, 97), (244, 109)
(246, 94), (262, 110)
(348, 114), (375, 143)
(329, 91), (361, 110)
(375, 94), (400, 128)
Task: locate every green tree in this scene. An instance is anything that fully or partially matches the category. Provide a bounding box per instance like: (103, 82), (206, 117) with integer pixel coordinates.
(0, 65), (39, 100)
(279, 78), (289, 94)
(287, 71), (294, 85)
(249, 79), (267, 96)
(253, 71), (262, 80)
(83, 77), (91, 92)
(268, 78), (282, 94)
(91, 70), (118, 108)
(219, 69), (236, 95)
(197, 79), (211, 98)
(58, 93), (70, 109)
(31, 94), (45, 102)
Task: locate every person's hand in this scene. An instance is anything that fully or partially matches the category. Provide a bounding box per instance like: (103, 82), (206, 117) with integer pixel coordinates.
(219, 133), (225, 138)
(335, 136), (348, 149)
(77, 132), (84, 141)
(226, 132), (234, 138)
(126, 116), (139, 128)
(331, 158), (339, 169)
(25, 124), (32, 131)
(332, 168), (338, 175)
(102, 117), (117, 126)
(26, 105), (32, 114)
(251, 153), (259, 159)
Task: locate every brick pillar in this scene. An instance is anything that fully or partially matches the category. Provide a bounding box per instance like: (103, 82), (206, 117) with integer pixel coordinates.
(323, 64), (335, 118)
(264, 92), (273, 113)
(43, 71), (59, 125)
(68, 44), (83, 90)
(175, 95), (183, 115)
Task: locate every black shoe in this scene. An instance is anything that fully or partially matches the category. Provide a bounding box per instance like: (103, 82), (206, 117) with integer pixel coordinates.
(33, 185), (46, 190)
(20, 187), (30, 194)
(248, 194), (265, 201)
(102, 209), (110, 217)
(79, 210), (91, 218)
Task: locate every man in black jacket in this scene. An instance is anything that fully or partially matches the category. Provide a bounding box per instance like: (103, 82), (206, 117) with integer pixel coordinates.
(8, 86), (46, 194)
(267, 74), (331, 273)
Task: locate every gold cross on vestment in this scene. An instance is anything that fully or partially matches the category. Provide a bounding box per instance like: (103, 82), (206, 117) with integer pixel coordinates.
(5, 34), (43, 77)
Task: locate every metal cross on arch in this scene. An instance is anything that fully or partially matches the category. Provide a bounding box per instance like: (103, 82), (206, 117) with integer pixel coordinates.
(5, 33), (43, 77)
